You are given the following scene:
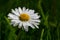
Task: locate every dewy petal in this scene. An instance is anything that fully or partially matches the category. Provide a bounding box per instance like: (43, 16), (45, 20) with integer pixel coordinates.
(18, 7), (22, 13)
(11, 9), (19, 16)
(8, 13), (19, 20)
(23, 22), (28, 31)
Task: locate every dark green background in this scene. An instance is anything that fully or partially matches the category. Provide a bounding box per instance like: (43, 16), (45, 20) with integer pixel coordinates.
(0, 0), (60, 40)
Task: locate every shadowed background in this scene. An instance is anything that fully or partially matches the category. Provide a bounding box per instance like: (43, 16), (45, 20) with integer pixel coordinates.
(0, 0), (60, 40)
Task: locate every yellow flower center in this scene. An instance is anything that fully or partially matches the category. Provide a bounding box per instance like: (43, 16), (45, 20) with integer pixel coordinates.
(19, 13), (30, 21)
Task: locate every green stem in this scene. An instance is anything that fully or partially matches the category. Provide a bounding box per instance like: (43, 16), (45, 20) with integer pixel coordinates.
(40, 29), (44, 40)
(4, 16), (10, 24)
(57, 27), (59, 40)
(38, 0), (45, 20)
(38, 0), (51, 40)
(47, 28), (51, 40)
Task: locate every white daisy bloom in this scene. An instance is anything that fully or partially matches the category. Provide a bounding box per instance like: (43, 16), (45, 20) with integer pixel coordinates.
(8, 7), (40, 31)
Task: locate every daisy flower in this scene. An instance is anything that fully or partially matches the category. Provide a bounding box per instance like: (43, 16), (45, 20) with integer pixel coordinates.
(8, 7), (40, 31)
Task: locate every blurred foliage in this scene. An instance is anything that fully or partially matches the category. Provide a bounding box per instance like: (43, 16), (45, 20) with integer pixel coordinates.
(0, 0), (60, 40)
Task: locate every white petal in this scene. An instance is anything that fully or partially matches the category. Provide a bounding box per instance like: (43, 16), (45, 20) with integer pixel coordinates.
(34, 24), (39, 28)
(29, 21), (39, 28)
(35, 13), (41, 18)
(10, 20), (15, 25)
(13, 23), (18, 26)
(11, 19), (20, 24)
(23, 22), (28, 31)
(18, 22), (22, 28)
(15, 8), (20, 15)
(30, 21), (39, 25)
(31, 14), (40, 18)
(24, 26), (28, 31)
(30, 13), (40, 20)
(11, 9), (19, 16)
(28, 10), (35, 15)
(31, 20), (40, 22)
(26, 22), (35, 29)
(18, 7), (22, 13)
(34, 23), (39, 25)
(30, 15), (40, 19)
(30, 24), (35, 29)
(25, 9), (29, 13)
(10, 19), (20, 26)
(22, 7), (26, 12)
(8, 13), (19, 20)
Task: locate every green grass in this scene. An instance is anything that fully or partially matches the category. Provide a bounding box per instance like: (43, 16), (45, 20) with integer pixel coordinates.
(0, 0), (60, 40)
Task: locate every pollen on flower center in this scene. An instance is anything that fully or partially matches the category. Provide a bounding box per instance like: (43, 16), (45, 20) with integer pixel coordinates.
(19, 13), (30, 21)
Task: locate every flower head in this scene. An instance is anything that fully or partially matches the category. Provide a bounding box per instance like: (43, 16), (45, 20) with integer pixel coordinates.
(8, 7), (40, 31)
